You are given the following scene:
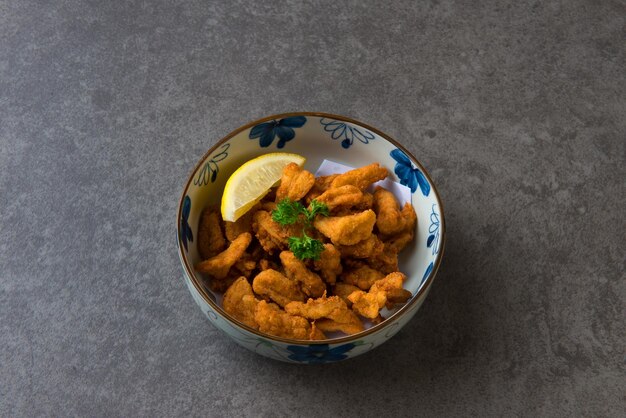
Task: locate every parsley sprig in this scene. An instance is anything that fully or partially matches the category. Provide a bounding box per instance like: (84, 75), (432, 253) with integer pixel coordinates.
(271, 198), (329, 260)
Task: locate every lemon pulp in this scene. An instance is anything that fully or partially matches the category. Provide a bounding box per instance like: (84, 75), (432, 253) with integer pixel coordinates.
(220, 153), (306, 222)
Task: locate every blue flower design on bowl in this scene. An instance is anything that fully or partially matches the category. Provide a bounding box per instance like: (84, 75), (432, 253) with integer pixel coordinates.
(390, 149), (431, 196)
(194, 143), (230, 186)
(286, 343), (355, 364)
(249, 116), (307, 148)
(421, 262), (434, 286)
(427, 203), (440, 255)
(320, 118), (375, 149)
(180, 195), (193, 251)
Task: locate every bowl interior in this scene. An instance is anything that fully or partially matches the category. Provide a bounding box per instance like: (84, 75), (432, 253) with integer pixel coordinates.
(178, 113), (444, 341)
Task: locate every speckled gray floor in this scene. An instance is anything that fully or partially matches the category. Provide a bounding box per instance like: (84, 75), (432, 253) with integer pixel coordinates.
(1, 0), (624, 416)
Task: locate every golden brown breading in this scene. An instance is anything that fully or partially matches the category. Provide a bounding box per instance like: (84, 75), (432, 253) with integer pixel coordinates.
(366, 244), (399, 274)
(332, 283), (361, 306)
(275, 163), (315, 202)
(379, 199), (417, 251)
(252, 269), (305, 307)
(254, 301), (312, 340)
(348, 290), (387, 319)
(316, 174), (339, 191)
(348, 272), (411, 318)
(196, 233), (252, 279)
(370, 272), (407, 293)
(373, 186), (407, 236)
(224, 208), (255, 242)
(259, 258), (280, 271)
(341, 264), (385, 290)
(314, 317), (364, 335)
(233, 252), (256, 278)
(314, 185), (363, 211)
(384, 230), (414, 253)
(357, 192), (374, 210)
(313, 209), (377, 246)
(309, 322), (327, 340)
(252, 210), (301, 254)
(336, 234), (384, 259)
(313, 243), (342, 284)
(280, 251), (327, 298)
(259, 201), (277, 212)
(305, 174), (339, 203)
(384, 287), (413, 309)
(205, 274), (238, 293)
(284, 295), (361, 326)
(223, 277), (259, 329)
(400, 202), (417, 229)
(330, 163), (388, 190)
(197, 208), (226, 259)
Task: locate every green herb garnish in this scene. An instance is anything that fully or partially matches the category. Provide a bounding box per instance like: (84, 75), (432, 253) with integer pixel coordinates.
(271, 198), (329, 260)
(306, 199), (330, 223)
(288, 232), (326, 260)
(272, 199), (307, 226)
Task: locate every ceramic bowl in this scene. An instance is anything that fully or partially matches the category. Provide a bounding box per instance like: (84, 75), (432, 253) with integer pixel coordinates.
(176, 112), (445, 363)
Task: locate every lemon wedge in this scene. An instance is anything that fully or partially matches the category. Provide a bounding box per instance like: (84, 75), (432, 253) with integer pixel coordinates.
(221, 153), (306, 222)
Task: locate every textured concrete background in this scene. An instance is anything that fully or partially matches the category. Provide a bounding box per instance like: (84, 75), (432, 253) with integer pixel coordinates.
(1, 0), (624, 416)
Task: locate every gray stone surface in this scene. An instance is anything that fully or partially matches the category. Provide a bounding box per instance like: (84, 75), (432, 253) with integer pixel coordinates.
(1, 0), (624, 416)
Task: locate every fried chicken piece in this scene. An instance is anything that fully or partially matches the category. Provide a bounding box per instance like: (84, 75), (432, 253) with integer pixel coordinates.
(305, 174), (339, 203)
(349, 272), (411, 318)
(224, 208), (255, 241)
(313, 209), (377, 245)
(196, 233), (252, 279)
(316, 174), (339, 191)
(259, 201), (277, 212)
(385, 287), (413, 309)
(373, 187), (408, 236)
(379, 198), (417, 251)
(284, 295), (360, 326)
(233, 252), (256, 278)
(223, 277), (259, 329)
(357, 192), (374, 210)
(259, 258), (280, 271)
(252, 210), (301, 254)
(372, 272), (411, 309)
(312, 243), (342, 284)
(280, 251), (327, 297)
(336, 234), (384, 259)
(254, 301), (312, 340)
(205, 274), (238, 293)
(370, 272), (407, 293)
(197, 208), (226, 259)
(341, 264), (385, 290)
(314, 318), (364, 335)
(252, 269), (305, 307)
(332, 283), (361, 306)
(310, 322), (327, 340)
(400, 201), (417, 229)
(330, 163), (388, 191)
(385, 230), (414, 253)
(314, 185), (363, 211)
(366, 244), (399, 274)
(275, 163), (315, 202)
(348, 290), (387, 319)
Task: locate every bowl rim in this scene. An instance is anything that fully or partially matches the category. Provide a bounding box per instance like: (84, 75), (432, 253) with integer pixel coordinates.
(177, 111), (446, 345)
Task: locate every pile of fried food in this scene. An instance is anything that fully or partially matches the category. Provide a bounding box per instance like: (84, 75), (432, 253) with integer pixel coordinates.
(195, 162), (417, 340)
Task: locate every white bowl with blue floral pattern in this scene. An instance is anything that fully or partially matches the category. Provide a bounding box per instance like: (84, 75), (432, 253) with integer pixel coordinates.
(177, 112), (445, 364)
